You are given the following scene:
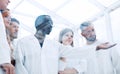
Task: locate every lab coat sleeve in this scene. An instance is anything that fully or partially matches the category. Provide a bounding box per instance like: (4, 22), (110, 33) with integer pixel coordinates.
(15, 41), (28, 74)
(0, 12), (10, 65)
(60, 46), (96, 59)
(59, 60), (66, 71)
(73, 59), (87, 74)
(59, 46), (96, 74)
(110, 44), (120, 74)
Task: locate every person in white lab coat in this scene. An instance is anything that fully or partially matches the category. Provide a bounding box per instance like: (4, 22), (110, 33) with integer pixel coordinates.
(9, 18), (20, 66)
(0, 0), (15, 74)
(58, 28), (115, 74)
(80, 21), (120, 74)
(58, 28), (87, 74)
(2, 9), (13, 63)
(15, 15), (61, 74)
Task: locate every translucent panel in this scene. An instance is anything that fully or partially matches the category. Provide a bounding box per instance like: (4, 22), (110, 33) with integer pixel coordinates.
(93, 17), (108, 41)
(10, 0), (47, 16)
(18, 27), (32, 39)
(11, 14), (35, 29)
(7, 0), (22, 9)
(35, 0), (70, 10)
(110, 8), (120, 43)
(57, 0), (100, 25)
(97, 0), (118, 7)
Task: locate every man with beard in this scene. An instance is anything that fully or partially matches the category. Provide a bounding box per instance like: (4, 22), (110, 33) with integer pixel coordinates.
(9, 18), (20, 66)
(80, 21), (120, 74)
(9, 18), (19, 42)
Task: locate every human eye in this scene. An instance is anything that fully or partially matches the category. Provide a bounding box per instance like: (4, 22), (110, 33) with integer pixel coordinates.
(71, 35), (73, 38)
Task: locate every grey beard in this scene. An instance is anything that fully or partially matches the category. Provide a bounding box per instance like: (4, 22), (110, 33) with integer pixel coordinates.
(86, 35), (96, 42)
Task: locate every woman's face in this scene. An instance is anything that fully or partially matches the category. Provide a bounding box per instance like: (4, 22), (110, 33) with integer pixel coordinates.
(2, 10), (11, 29)
(0, 0), (10, 10)
(62, 31), (73, 46)
(3, 15), (11, 28)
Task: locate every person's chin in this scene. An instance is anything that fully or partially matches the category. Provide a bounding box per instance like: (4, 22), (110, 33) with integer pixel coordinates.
(13, 35), (17, 38)
(47, 31), (51, 35)
(46, 33), (50, 35)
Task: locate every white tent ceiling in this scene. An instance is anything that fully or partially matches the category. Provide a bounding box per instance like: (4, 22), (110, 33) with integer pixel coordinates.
(8, 0), (120, 46)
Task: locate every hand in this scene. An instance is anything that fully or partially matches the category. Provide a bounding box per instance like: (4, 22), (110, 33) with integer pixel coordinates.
(60, 57), (66, 62)
(0, 63), (15, 74)
(63, 68), (78, 74)
(96, 42), (117, 50)
(58, 71), (64, 74)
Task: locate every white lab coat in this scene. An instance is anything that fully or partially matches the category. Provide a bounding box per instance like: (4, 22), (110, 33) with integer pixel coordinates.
(15, 35), (61, 74)
(113, 43), (120, 74)
(59, 45), (87, 74)
(109, 43), (120, 74)
(81, 44), (100, 74)
(0, 12), (11, 74)
(60, 44), (99, 74)
(87, 40), (120, 74)
(59, 41), (120, 74)
(11, 40), (17, 60)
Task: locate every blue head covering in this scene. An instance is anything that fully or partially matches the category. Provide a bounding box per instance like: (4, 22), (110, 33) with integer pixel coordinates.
(35, 15), (53, 31)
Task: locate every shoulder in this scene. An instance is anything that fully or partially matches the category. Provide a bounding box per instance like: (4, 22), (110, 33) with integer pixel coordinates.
(45, 38), (61, 45)
(17, 35), (35, 44)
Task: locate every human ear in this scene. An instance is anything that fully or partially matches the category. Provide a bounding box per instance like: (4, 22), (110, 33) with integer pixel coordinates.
(81, 32), (85, 36)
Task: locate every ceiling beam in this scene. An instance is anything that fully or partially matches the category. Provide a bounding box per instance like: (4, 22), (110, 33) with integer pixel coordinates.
(88, 0), (120, 22)
(11, 0), (25, 12)
(89, 0), (106, 10)
(53, 0), (72, 12)
(26, 0), (74, 28)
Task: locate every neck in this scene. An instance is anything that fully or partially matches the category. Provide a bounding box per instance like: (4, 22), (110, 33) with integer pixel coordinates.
(10, 37), (14, 42)
(34, 34), (45, 44)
